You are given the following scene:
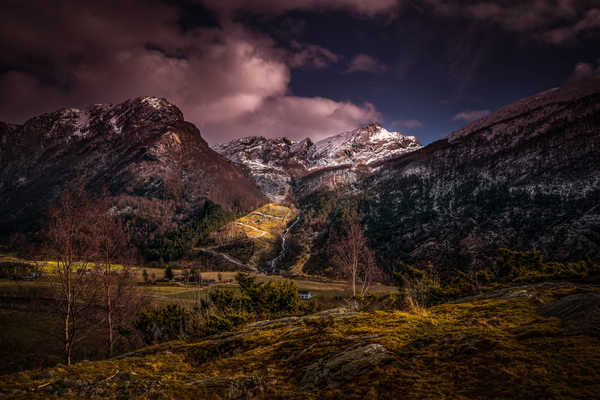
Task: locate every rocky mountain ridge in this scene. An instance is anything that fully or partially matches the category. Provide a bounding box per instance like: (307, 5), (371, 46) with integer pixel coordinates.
(214, 123), (421, 202)
(0, 97), (266, 236)
(362, 76), (600, 271)
(263, 76), (600, 276)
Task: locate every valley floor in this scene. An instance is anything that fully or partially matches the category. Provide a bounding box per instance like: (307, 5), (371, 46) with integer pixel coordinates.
(1, 282), (599, 399)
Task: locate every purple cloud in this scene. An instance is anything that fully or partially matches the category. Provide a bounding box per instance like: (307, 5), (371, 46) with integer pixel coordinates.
(0, 0), (380, 145)
(423, 0), (599, 45)
(452, 109), (491, 123)
(288, 41), (341, 69)
(203, 0), (399, 17)
(346, 54), (387, 73)
(570, 60), (600, 81)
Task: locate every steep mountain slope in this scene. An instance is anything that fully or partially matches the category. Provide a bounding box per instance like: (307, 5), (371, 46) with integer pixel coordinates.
(363, 76), (600, 272)
(214, 123), (421, 202)
(0, 97), (266, 235)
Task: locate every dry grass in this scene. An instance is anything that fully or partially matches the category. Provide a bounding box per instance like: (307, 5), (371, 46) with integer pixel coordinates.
(2, 285), (599, 399)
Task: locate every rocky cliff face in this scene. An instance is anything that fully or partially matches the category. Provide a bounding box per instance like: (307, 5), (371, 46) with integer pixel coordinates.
(0, 97), (266, 235)
(214, 123), (421, 202)
(363, 76), (600, 272)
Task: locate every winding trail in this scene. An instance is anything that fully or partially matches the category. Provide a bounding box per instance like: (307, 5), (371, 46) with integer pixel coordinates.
(234, 222), (268, 237)
(247, 211), (285, 220)
(194, 246), (257, 272)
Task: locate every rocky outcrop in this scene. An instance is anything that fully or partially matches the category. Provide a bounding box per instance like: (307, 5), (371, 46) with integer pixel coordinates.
(301, 343), (393, 390)
(539, 291), (600, 335)
(0, 97), (266, 235)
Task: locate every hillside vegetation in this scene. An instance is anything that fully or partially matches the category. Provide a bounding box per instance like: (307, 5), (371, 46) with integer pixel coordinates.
(1, 282), (599, 399)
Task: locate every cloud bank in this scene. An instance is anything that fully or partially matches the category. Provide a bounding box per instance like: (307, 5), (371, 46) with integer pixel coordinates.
(0, 1), (380, 144)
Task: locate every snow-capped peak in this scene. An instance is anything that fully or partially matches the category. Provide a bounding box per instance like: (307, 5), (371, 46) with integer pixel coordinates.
(141, 96), (167, 110)
(308, 122), (422, 168)
(214, 122), (422, 202)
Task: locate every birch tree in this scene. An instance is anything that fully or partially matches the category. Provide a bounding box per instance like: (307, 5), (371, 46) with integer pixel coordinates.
(329, 221), (382, 301)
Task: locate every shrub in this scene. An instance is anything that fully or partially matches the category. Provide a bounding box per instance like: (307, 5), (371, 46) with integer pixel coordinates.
(495, 248), (599, 283)
(136, 304), (189, 344)
(234, 273), (299, 316)
(0, 262), (41, 280)
(303, 316), (336, 334)
(164, 266), (174, 281)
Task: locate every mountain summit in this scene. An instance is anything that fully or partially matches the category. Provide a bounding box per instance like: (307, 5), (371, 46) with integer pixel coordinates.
(214, 122), (421, 202)
(0, 97), (265, 235)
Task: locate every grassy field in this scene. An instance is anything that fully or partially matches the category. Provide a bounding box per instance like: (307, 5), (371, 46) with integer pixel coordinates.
(2, 283), (598, 399)
(0, 268), (397, 376)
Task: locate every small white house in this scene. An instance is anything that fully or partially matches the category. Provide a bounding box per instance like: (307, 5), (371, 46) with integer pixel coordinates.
(299, 290), (312, 300)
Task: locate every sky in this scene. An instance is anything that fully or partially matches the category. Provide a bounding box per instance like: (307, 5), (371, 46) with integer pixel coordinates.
(0, 0), (599, 145)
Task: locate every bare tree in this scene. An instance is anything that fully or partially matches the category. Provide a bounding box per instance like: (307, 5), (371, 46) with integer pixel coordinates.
(43, 186), (101, 365)
(329, 221), (382, 300)
(91, 193), (140, 357)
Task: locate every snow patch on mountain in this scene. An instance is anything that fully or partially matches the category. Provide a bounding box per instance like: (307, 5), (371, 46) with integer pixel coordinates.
(141, 96), (167, 110)
(308, 122), (422, 168)
(215, 122), (422, 202)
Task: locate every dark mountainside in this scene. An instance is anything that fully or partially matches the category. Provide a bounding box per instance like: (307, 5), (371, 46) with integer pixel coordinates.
(216, 76), (600, 276)
(0, 97), (266, 237)
(363, 76), (600, 273)
(1, 78), (599, 275)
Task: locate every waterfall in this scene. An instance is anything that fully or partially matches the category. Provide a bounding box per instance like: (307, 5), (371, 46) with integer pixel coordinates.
(270, 214), (300, 273)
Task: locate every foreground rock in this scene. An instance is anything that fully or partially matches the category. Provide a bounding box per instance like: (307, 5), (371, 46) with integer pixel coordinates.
(539, 291), (600, 335)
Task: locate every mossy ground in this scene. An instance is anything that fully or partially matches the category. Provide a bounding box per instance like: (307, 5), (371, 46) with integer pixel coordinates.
(2, 284), (598, 399)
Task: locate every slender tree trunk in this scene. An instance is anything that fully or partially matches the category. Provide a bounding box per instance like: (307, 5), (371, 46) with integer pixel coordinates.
(65, 267), (72, 365)
(65, 304), (71, 365)
(352, 266), (356, 297)
(352, 244), (358, 297)
(106, 289), (113, 357)
(105, 249), (114, 357)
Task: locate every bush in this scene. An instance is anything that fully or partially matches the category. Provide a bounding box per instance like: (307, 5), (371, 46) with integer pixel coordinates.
(395, 265), (479, 311)
(164, 266), (174, 281)
(303, 316), (336, 334)
(135, 304), (189, 344)
(234, 273), (299, 316)
(0, 262), (41, 280)
(495, 248), (599, 283)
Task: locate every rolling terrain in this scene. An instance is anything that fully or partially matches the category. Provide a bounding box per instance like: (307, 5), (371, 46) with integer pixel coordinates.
(1, 283), (598, 399)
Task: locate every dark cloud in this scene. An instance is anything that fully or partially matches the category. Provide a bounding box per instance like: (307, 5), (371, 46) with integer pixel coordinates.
(288, 41), (341, 69)
(570, 60), (600, 80)
(0, 0), (380, 144)
(199, 0), (400, 17)
(422, 0), (599, 45)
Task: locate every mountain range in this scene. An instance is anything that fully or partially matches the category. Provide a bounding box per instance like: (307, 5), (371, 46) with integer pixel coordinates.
(214, 122), (421, 203)
(1, 77), (599, 274)
(215, 76), (600, 274)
